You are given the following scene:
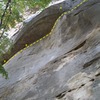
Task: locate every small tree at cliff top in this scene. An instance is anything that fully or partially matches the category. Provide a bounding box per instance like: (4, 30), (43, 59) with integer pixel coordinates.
(0, 0), (51, 79)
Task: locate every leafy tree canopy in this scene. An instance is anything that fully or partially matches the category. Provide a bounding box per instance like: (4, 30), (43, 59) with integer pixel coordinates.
(0, 0), (51, 79)
(0, 0), (51, 34)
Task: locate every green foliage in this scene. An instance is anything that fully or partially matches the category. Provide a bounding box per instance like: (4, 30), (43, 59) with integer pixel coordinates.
(0, 63), (8, 79)
(0, 35), (13, 58)
(0, 0), (51, 31)
(0, 35), (12, 79)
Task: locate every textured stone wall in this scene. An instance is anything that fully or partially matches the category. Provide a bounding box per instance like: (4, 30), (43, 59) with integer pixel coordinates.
(0, 0), (100, 100)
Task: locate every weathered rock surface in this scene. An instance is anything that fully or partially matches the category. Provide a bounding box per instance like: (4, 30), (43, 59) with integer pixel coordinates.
(2, 0), (70, 63)
(0, 0), (100, 100)
(2, 0), (88, 64)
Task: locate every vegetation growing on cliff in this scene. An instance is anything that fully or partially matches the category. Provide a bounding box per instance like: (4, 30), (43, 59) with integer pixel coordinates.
(0, 0), (51, 79)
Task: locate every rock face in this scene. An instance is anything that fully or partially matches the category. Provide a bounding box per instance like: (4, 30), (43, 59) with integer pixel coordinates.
(2, 0), (70, 63)
(0, 0), (100, 100)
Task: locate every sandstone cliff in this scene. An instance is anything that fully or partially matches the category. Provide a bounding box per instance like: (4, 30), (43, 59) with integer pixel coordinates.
(0, 0), (100, 100)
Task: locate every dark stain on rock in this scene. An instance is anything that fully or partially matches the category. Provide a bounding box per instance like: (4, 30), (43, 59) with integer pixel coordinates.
(56, 91), (66, 99)
(83, 56), (100, 69)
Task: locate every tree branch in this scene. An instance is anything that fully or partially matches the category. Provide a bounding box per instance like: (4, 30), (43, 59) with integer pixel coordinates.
(0, 0), (11, 27)
(0, 0), (11, 38)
